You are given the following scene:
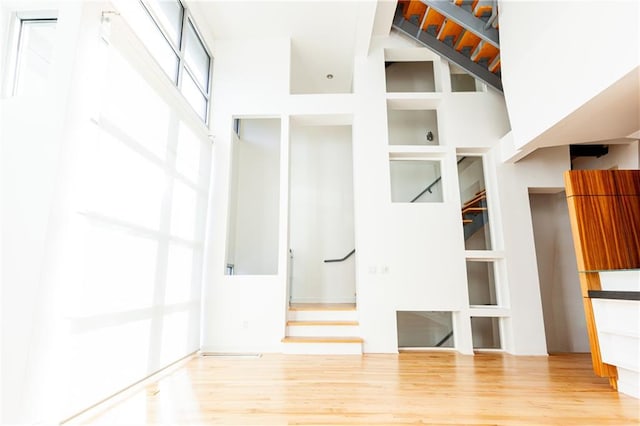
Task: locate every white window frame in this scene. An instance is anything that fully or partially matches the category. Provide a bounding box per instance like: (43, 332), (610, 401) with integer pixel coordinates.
(1, 10), (58, 98)
(138, 0), (212, 124)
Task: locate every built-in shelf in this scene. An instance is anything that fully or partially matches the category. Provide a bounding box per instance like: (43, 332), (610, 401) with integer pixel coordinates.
(386, 93), (442, 109)
(388, 146), (449, 157)
(465, 250), (505, 260)
(469, 306), (509, 317)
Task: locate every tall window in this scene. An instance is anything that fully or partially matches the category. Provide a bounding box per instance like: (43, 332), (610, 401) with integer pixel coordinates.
(12, 18), (57, 96)
(139, 0), (212, 122)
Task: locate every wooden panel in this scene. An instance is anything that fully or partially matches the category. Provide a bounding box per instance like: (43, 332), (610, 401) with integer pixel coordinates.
(563, 170), (639, 388)
(566, 189), (640, 271)
(565, 170), (640, 197)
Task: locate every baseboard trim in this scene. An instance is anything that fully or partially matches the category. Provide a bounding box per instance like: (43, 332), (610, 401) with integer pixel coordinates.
(61, 351), (198, 425)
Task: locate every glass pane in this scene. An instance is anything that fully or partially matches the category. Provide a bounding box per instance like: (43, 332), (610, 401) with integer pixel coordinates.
(183, 20), (210, 91)
(458, 156), (491, 249)
(387, 109), (439, 146)
(226, 119), (281, 275)
(471, 317), (501, 349)
(397, 311), (453, 348)
(389, 160), (443, 203)
(466, 261), (498, 305)
(14, 19), (57, 96)
(146, 0), (183, 46)
(138, 6), (179, 81)
(181, 72), (207, 120)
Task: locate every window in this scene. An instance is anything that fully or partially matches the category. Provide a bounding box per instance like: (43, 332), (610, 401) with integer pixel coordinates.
(139, 0), (212, 122)
(397, 311), (454, 349)
(12, 18), (57, 96)
(389, 159), (444, 203)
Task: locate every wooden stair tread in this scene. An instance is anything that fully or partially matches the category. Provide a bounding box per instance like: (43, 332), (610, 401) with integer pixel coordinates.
(462, 206), (487, 214)
(471, 40), (499, 63)
(289, 303), (356, 311)
(437, 19), (464, 45)
(422, 8), (445, 32)
(287, 320), (359, 327)
(282, 336), (363, 344)
(462, 191), (487, 208)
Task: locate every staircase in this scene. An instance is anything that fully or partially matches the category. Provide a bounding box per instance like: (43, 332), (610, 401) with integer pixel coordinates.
(282, 304), (363, 354)
(462, 189), (488, 239)
(393, 0), (502, 92)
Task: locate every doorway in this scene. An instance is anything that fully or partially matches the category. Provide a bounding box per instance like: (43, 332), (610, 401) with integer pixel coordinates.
(288, 122), (355, 304)
(529, 190), (589, 353)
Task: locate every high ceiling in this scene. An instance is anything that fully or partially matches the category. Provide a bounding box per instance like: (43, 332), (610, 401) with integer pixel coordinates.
(187, 0), (397, 94)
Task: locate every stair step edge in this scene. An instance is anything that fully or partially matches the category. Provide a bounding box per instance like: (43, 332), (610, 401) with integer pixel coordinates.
(289, 304), (357, 311)
(287, 320), (359, 326)
(282, 336), (363, 344)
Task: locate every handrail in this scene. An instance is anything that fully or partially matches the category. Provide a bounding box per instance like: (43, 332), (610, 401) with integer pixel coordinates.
(435, 330), (453, 347)
(324, 248), (356, 263)
(410, 176), (442, 202)
(410, 156), (466, 203)
(323, 157), (467, 263)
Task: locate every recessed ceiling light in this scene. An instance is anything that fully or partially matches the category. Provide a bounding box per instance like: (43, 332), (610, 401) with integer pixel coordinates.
(326, 74), (334, 79)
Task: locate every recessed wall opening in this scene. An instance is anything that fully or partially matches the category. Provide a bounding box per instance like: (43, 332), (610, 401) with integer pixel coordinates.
(389, 159), (443, 203)
(458, 155), (491, 249)
(450, 63), (483, 92)
(289, 121), (355, 304)
(387, 108), (439, 146)
(385, 61), (436, 92)
(226, 118), (281, 275)
(466, 261), (498, 306)
(397, 311), (454, 349)
(529, 190), (589, 354)
(471, 316), (501, 349)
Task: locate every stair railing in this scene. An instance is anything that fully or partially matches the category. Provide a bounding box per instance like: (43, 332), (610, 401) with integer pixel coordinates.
(435, 330), (454, 347)
(324, 157), (467, 263)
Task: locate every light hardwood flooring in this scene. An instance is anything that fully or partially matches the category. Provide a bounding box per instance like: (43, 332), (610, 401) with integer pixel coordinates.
(72, 352), (639, 425)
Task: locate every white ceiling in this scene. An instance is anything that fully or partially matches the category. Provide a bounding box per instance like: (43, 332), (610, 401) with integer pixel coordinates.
(187, 0), (396, 94)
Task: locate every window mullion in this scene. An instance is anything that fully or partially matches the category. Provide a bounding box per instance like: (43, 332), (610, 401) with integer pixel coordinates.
(176, 5), (189, 92)
(140, 1), (181, 56)
(182, 65), (209, 100)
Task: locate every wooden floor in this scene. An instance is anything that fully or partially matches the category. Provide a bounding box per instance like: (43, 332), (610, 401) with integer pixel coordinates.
(72, 352), (639, 425)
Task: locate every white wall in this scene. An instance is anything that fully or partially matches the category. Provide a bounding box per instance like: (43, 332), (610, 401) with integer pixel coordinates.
(201, 37), (291, 353)
(530, 192), (589, 353)
(352, 39), (513, 354)
(289, 124), (355, 303)
(1, 2), (83, 422)
(492, 146), (572, 355)
(500, 0), (640, 152)
(202, 26), (551, 358)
